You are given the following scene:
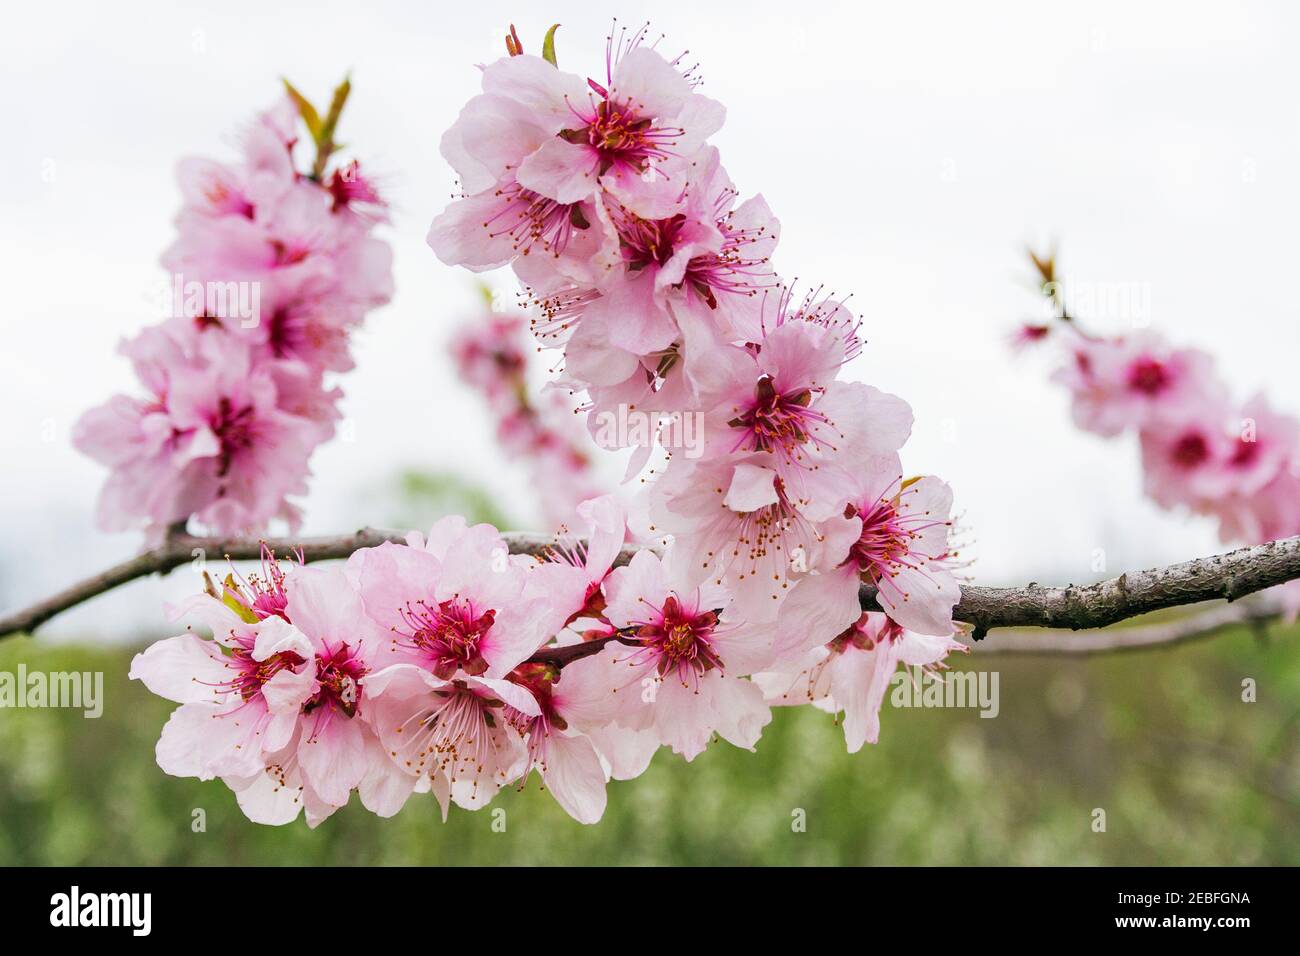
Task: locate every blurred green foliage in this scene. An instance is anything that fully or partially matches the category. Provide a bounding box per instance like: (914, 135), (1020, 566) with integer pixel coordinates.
(385, 469), (514, 532)
(0, 622), (1295, 865)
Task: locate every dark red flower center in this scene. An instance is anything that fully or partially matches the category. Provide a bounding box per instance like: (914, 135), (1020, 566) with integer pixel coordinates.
(1127, 357), (1170, 396)
(399, 598), (497, 680)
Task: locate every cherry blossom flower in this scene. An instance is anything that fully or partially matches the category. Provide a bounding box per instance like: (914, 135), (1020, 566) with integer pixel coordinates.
(510, 34), (722, 218)
(577, 549), (773, 760)
(74, 331), (320, 539)
(698, 318), (912, 516)
(530, 494), (630, 627)
(76, 92), (392, 541)
(756, 612), (967, 751)
(836, 458), (962, 637)
(1052, 332), (1224, 438)
(353, 516), (563, 679)
(363, 662), (539, 817)
(450, 310), (607, 529)
(644, 330), (914, 623)
(130, 563), (405, 827)
(501, 660), (612, 824)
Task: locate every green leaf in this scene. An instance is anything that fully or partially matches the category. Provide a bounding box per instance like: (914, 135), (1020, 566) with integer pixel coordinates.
(312, 74), (352, 180)
(319, 74), (352, 146)
(220, 573), (259, 625)
(542, 24), (561, 67)
(281, 78), (322, 139)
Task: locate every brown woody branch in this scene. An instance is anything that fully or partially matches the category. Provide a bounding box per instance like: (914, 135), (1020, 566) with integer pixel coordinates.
(1, 530), (1298, 659)
(964, 593), (1284, 655)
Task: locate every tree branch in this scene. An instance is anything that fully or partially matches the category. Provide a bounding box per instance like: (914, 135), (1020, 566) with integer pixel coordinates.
(908, 534), (1300, 640)
(963, 594), (1284, 655)
(0, 528), (631, 640)
(1, 530), (1298, 656)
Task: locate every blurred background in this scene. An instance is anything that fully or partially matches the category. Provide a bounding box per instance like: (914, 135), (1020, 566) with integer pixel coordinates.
(2, 627), (1296, 864)
(0, 0), (1297, 863)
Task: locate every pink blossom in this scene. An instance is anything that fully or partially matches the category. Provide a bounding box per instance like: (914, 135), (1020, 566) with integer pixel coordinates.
(353, 516), (563, 679)
(500, 660), (613, 824)
(578, 549), (773, 760)
(1053, 332), (1224, 438)
(130, 562), (405, 826)
(837, 459), (962, 636)
(518, 40), (722, 217)
(530, 494), (630, 628)
(1207, 394), (1300, 498)
(363, 662), (539, 817)
(77, 93), (392, 541)
(759, 453), (961, 648)
(698, 318), (912, 519)
(525, 149), (778, 409)
(450, 310), (608, 529)
(644, 326), (912, 622)
(1138, 413), (1236, 510)
(756, 612), (967, 751)
(74, 331), (320, 539)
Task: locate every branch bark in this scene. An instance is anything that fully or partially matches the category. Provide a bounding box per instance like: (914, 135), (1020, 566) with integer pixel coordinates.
(910, 534), (1300, 640)
(963, 594), (1284, 655)
(1, 529), (1298, 654)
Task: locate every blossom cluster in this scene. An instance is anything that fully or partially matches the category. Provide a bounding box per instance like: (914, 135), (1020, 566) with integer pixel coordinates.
(450, 303), (606, 529)
(74, 86), (393, 542)
(129, 28), (969, 827)
(1021, 287), (1300, 612)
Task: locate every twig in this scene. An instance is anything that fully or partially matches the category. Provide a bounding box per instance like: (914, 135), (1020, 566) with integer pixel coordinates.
(964, 595), (1285, 655)
(2, 530), (1299, 658)
(914, 535), (1300, 639)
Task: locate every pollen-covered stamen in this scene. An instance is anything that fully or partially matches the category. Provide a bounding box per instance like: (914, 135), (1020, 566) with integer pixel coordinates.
(484, 180), (585, 257)
(844, 479), (954, 602)
(201, 641), (305, 714)
(395, 598), (497, 680)
(222, 544), (299, 622)
(390, 681), (512, 793)
(304, 642), (367, 721)
(601, 19), (702, 90)
(701, 476), (825, 600)
(727, 374), (834, 465)
(624, 593), (725, 685)
(756, 284), (862, 363)
(258, 755), (305, 803)
(615, 210), (688, 270)
(608, 199), (772, 309)
(525, 284), (603, 344)
(680, 188), (777, 308)
(560, 99), (683, 178)
(560, 44), (690, 182)
(562, 23), (689, 180)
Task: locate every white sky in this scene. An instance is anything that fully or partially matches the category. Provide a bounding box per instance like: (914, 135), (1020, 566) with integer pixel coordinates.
(2, 0), (1298, 640)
